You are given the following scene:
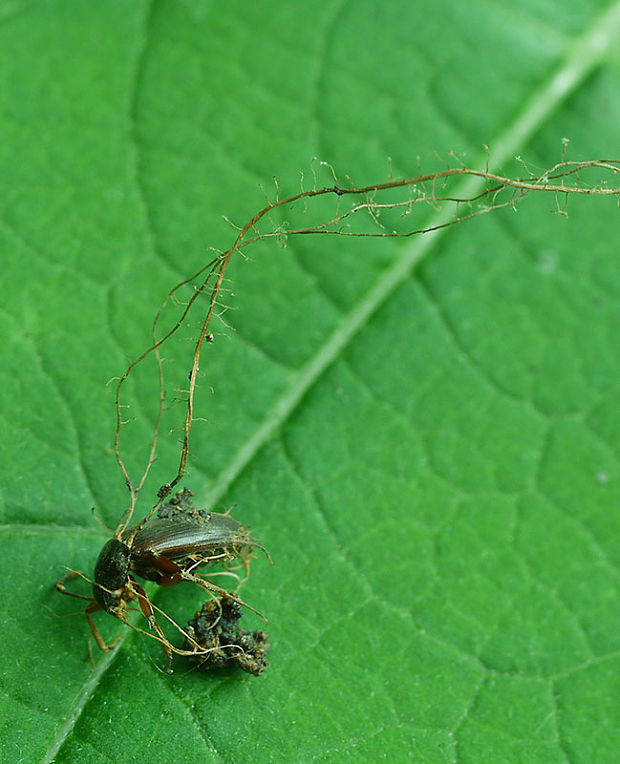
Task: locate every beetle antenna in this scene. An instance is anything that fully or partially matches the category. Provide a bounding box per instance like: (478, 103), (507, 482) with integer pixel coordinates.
(43, 602), (91, 618)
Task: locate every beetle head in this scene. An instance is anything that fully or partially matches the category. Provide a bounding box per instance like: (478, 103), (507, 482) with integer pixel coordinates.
(93, 538), (131, 612)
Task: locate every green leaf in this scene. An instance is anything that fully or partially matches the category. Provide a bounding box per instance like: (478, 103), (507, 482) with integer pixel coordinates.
(2, 1), (620, 762)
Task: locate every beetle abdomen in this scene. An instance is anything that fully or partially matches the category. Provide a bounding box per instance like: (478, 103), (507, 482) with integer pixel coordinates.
(131, 513), (252, 557)
(126, 512), (258, 582)
(122, 489), (265, 584)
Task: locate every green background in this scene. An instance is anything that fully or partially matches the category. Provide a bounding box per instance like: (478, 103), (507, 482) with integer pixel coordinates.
(2, 1), (620, 762)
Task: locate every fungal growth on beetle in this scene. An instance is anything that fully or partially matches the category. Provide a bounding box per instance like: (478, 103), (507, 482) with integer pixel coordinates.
(56, 154), (620, 671)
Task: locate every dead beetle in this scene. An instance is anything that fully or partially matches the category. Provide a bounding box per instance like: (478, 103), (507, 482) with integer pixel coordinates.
(56, 488), (269, 668)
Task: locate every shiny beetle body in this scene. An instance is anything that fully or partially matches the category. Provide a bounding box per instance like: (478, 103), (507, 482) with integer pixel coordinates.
(126, 504), (256, 586)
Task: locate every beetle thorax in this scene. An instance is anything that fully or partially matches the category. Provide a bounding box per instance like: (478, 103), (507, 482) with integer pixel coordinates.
(93, 538), (131, 612)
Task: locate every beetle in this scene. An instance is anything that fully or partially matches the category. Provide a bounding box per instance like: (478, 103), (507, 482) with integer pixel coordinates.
(56, 487), (269, 668)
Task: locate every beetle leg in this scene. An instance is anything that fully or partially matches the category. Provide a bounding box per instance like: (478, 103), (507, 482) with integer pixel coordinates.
(82, 601), (122, 654)
(131, 581), (173, 671)
(85, 611), (120, 652)
(180, 569), (268, 623)
(55, 571), (94, 602)
(56, 573), (122, 659)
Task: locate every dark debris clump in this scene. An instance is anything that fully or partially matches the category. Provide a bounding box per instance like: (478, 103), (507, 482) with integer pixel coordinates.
(157, 487), (210, 522)
(184, 596), (270, 676)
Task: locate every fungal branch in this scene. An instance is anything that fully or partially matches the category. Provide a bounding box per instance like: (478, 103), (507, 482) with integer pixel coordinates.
(112, 157), (620, 532)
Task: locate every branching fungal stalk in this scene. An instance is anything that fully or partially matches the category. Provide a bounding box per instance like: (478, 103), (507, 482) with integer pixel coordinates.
(113, 157), (620, 532)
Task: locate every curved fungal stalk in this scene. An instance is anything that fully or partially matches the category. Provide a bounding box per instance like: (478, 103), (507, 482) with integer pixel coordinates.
(113, 157), (620, 528)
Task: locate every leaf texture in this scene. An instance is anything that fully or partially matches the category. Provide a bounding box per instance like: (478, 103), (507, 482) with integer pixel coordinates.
(1, 1), (620, 762)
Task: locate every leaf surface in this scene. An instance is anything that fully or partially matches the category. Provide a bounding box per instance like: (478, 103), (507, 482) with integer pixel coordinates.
(1, 2), (620, 762)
